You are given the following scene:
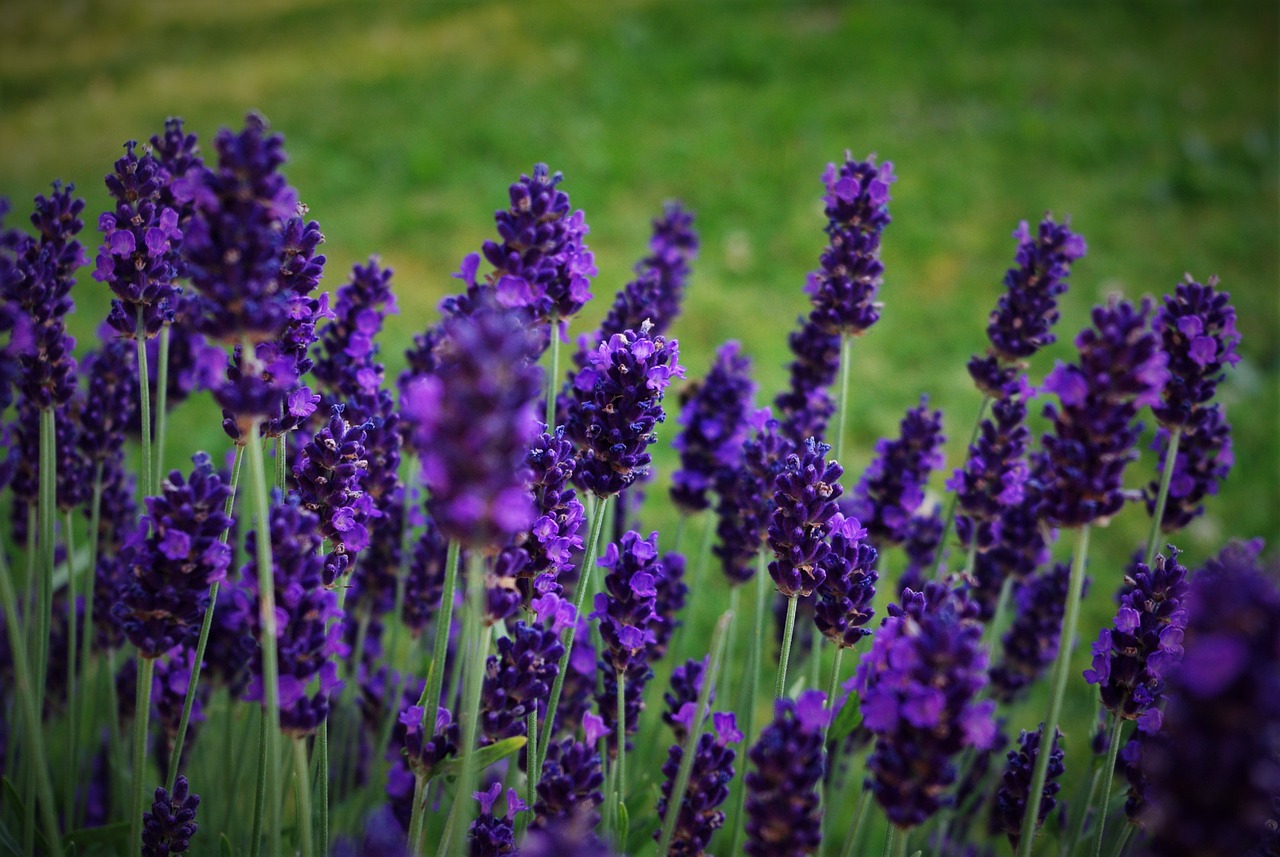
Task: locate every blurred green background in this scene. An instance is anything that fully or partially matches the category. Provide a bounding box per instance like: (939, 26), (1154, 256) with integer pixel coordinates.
(1, 0), (1276, 849)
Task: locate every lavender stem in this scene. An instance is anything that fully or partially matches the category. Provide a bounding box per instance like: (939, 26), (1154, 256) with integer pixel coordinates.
(293, 737), (315, 857)
(840, 789), (874, 857)
(154, 323), (171, 483)
(545, 314), (561, 429)
(1142, 428), (1182, 568)
(931, 395), (989, 580)
(775, 593), (799, 699)
(63, 509), (79, 820)
(136, 309), (154, 498)
(1092, 714), (1126, 857)
(727, 554), (769, 857)
(130, 655), (156, 855)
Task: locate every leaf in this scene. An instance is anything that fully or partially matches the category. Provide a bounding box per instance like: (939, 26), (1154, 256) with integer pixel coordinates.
(220, 832), (236, 857)
(616, 799), (629, 848)
(0, 778), (48, 852)
(64, 821), (129, 851)
(431, 736), (527, 782)
(828, 692), (862, 745)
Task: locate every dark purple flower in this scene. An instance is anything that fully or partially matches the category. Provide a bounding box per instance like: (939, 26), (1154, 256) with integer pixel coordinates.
(806, 153), (895, 337)
(2, 182), (84, 410)
(989, 563), (1074, 703)
(1084, 548), (1189, 731)
(967, 216), (1086, 395)
(852, 583), (996, 828)
(79, 340), (138, 466)
(767, 437), (844, 598)
(513, 427), (585, 603)
(447, 164), (595, 332)
(744, 690), (829, 856)
(293, 406), (374, 586)
(468, 783), (527, 857)
(670, 341), (756, 512)
(849, 396), (945, 548)
(533, 738), (605, 831)
(813, 512), (878, 648)
(402, 303), (542, 547)
(663, 657), (713, 743)
(141, 775), (200, 857)
(113, 454), (234, 658)
(564, 320), (683, 498)
(1037, 296), (1169, 528)
(399, 704), (460, 782)
(774, 318), (840, 445)
(1139, 541), (1280, 856)
(594, 201), (697, 341)
(401, 517), (449, 637)
(893, 505), (945, 598)
(949, 385), (1031, 552)
(149, 118), (203, 245)
(551, 613), (598, 742)
(234, 494), (345, 736)
(714, 409), (793, 585)
(1144, 403), (1232, 533)
(650, 551), (687, 662)
(88, 458), (138, 650)
(989, 725), (1065, 849)
(479, 599), (567, 744)
(656, 711), (742, 856)
(94, 140), (183, 339)
(312, 257), (398, 411)
(1151, 276), (1240, 428)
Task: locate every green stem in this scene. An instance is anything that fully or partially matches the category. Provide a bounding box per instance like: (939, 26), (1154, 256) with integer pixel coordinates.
(407, 539), (462, 853)
(249, 708), (267, 857)
(1064, 762), (1104, 857)
(1143, 427), (1182, 569)
(293, 737), (315, 857)
(834, 332), (854, 465)
(1109, 822), (1135, 857)
(154, 323), (171, 483)
(728, 558), (769, 857)
(931, 395), (989, 580)
(545, 315), (561, 429)
(318, 719), (330, 857)
(137, 310), (154, 498)
(1092, 714), (1126, 857)
(615, 670), (627, 824)
(655, 609), (734, 856)
(515, 709), (537, 840)
(1017, 524), (1092, 857)
(130, 656), (157, 856)
(840, 790), (873, 857)
(167, 445), (245, 791)
(36, 407), (55, 723)
(981, 574), (1015, 651)
(774, 593), (798, 699)
(670, 511), (715, 665)
(824, 647), (845, 728)
(64, 509), (79, 820)
(441, 552), (492, 857)
(246, 421), (283, 857)
(536, 494), (609, 769)
(883, 824), (896, 857)
(0, 543), (63, 854)
(275, 434), (286, 492)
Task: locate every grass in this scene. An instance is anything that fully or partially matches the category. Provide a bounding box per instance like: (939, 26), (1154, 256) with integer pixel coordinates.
(1, 0), (1276, 852)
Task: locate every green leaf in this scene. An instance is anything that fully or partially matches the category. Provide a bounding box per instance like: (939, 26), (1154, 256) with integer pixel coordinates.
(0, 819), (22, 857)
(0, 778), (48, 852)
(828, 692), (862, 745)
(616, 799), (629, 848)
(431, 736), (527, 782)
(64, 821), (129, 851)
(220, 832), (236, 857)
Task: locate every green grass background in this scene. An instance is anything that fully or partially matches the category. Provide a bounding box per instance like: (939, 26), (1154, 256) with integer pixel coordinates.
(1, 0), (1276, 851)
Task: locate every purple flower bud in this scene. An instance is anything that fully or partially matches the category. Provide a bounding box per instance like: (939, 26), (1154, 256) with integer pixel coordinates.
(533, 738), (605, 831)
(663, 657), (713, 743)
(806, 153), (895, 337)
(950, 388), (1031, 552)
(671, 340), (757, 512)
(849, 396), (945, 548)
(564, 321), (683, 498)
(292, 405), (374, 585)
(714, 411), (794, 585)
(744, 690), (828, 856)
(656, 710), (740, 856)
(141, 775), (200, 857)
(814, 512), (879, 648)
(989, 725), (1065, 849)
(479, 617), (564, 745)
(594, 202), (697, 342)
(468, 784), (525, 857)
(774, 318), (840, 445)
(1152, 276), (1240, 427)
(1145, 403), (1232, 533)
(989, 563), (1075, 703)
(767, 437), (843, 598)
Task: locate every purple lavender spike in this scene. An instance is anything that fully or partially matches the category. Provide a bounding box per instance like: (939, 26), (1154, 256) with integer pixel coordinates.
(670, 340), (756, 512)
(774, 317), (840, 446)
(989, 725), (1065, 849)
(1151, 275), (1240, 428)
(767, 437), (843, 599)
(655, 711), (741, 855)
(744, 690), (829, 856)
(595, 202), (698, 341)
(141, 775), (200, 856)
(714, 410), (793, 585)
(814, 512), (878, 648)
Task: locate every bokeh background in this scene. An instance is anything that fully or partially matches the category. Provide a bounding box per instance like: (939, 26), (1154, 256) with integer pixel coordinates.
(2, 0), (1276, 848)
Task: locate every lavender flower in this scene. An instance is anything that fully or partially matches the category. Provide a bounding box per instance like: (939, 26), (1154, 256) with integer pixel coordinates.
(399, 705), (460, 783)
(714, 409), (793, 585)
(967, 215), (1086, 396)
(1151, 276), (1240, 427)
(670, 341), (756, 512)
(805, 153), (895, 337)
(1084, 548), (1189, 733)
(651, 552), (687, 661)
(478, 598), (567, 744)
(849, 396), (945, 548)
(312, 257), (398, 412)
(447, 163), (595, 331)
(402, 303), (542, 546)
(468, 783), (527, 857)
(744, 690), (829, 856)
(515, 427), (585, 602)
(894, 505), (944, 597)
(141, 775), (200, 857)
(989, 563), (1073, 703)
(1037, 296), (1168, 527)
(1140, 541), (1280, 855)
(949, 385), (1031, 552)
(989, 725), (1065, 849)
(149, 118), (203, 243)
(853, 583), (996, 828)
(1145, 403), (1232, 532)
(114, 453), (234, 658)
(402, 518), (449, 637)
(774, 318), (840, 445)
(533, 738), (605, 830)
(813, 512), (878, 648)
(767, 437), (843, 598)
(94, 140), (182, 339)
(564, 320), (683, 498)
(656, 711), (742, 856)
(594, 201), (697, 341)
(663, 657), (713, 742)
(292, 406), (374, 585)
(235, 494), (345, 736)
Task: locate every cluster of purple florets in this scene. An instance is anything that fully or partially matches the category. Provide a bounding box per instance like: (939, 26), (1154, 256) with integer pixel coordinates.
(848, 396), (945, 548)
(594, 202), (698, 341)
(767, 437), (844, 598)
(744, 690), (829, 856)
(670, 341), (756, 512)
